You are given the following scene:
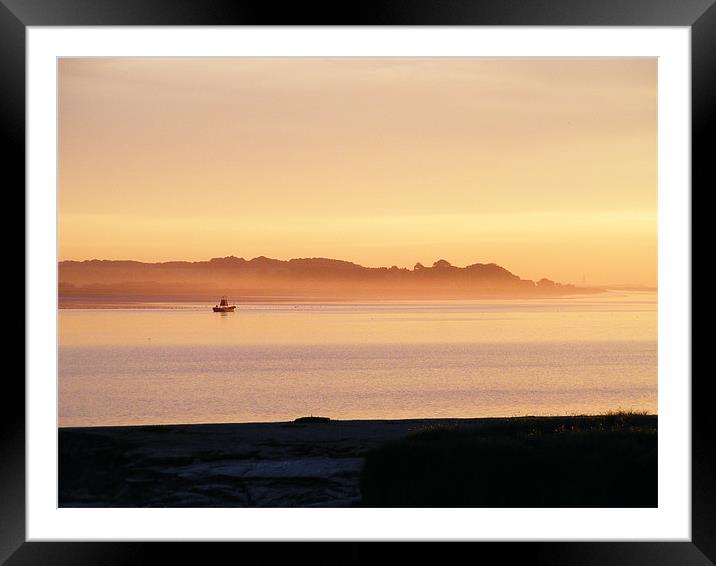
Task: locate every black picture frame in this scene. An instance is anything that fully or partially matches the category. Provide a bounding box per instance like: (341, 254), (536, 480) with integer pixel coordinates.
(6, 0), (708, 563)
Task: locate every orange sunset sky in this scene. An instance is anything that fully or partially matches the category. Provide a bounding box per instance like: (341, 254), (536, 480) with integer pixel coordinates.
(59, 58), (657, 287)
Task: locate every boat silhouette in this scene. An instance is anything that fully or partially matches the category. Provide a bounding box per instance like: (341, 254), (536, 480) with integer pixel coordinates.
(212, 297), (236, 312)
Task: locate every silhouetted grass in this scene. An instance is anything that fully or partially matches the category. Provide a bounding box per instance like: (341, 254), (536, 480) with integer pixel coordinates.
(360, 414), (657, 507)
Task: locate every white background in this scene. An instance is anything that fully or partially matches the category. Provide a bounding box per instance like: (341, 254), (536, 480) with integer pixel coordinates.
(26, 27), (691, 541)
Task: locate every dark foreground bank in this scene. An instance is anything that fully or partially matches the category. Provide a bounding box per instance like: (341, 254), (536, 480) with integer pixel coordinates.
(362, 413), (657, 507)
(59, 414), (656, 508)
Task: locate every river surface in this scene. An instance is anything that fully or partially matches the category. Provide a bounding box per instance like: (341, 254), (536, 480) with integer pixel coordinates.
(58, 292), (657, 426)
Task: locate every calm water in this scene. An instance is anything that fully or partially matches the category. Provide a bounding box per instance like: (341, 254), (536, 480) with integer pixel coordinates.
(58, 292), (657, 426)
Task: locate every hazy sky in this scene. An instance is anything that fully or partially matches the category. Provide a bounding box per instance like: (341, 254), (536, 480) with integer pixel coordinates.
(59, 58), (657, 286)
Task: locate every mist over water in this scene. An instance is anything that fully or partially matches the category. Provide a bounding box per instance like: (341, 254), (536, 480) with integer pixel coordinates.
(58, 292), (657, 427)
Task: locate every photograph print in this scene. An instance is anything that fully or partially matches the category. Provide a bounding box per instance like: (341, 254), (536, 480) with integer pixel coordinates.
(58, 57), (657, 508)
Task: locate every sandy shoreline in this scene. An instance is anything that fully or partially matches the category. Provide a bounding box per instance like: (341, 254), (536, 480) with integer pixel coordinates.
(60, 418), (432, 507)
(58, 417), (518, 507)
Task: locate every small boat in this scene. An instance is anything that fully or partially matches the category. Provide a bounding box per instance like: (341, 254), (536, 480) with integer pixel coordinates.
(212, 297), (237, 312)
